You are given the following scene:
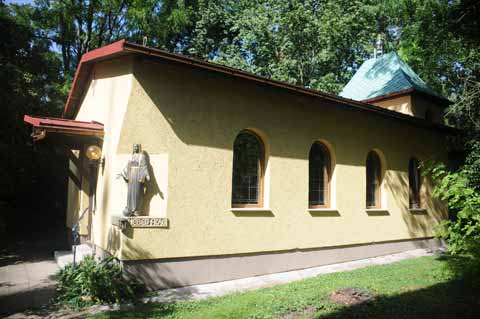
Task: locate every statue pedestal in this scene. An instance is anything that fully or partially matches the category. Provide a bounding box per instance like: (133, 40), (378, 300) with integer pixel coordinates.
(111, 215), (129, 231)
(111, 215), (169, 231)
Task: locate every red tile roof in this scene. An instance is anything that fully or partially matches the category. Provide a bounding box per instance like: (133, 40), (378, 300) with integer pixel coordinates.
(24, 115), (104, 137)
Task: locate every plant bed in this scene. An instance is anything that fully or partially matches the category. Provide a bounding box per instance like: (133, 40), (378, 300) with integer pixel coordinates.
(55, 256), (145, 309)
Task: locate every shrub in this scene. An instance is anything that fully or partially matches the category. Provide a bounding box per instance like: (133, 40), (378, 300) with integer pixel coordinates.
(425, 156), (480, 259)
(56, 255), (144, 308)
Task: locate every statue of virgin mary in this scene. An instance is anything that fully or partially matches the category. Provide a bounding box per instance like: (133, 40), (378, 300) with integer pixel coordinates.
(121, 144), (150, 216)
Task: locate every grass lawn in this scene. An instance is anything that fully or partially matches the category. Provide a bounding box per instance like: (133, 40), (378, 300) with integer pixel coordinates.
(89, 255), (480, 319)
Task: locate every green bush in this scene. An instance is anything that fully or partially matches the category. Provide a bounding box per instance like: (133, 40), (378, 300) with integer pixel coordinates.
(425, 155), (480, 259)
(56, 255), (144, 308)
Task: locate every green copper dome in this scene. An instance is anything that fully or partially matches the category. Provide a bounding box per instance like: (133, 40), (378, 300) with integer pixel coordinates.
(339, 52), (445, 101)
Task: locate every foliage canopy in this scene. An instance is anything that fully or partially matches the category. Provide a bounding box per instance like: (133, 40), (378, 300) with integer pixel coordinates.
(1, 0), (479, 242)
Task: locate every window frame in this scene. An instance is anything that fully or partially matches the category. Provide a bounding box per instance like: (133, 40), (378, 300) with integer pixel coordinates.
(231, 129), (266, 209)
(408, 157), (422, 209)
(308, 141), (332, 209)
(366, 150), (382, 209)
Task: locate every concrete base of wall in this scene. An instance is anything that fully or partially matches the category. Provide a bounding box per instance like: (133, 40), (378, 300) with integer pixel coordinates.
(122, 237), (443, 290)
(93, 243), (114, 260)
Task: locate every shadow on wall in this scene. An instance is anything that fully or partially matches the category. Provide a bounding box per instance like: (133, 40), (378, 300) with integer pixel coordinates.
(385, 170), (446, 238)
(134, 58), (433, 170)
(104, 151), (164, 218)
(106, 226), (121, 257)
(142, 151), (164, 216)
(134, 61), (448, 211)
(106, 224), (191, 290)
(120, 230), (199, 291)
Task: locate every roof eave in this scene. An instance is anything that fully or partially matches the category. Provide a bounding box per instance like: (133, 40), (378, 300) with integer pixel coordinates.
(24, 115), (105, 142)
(122, 42), (457, 133)
(362, 88), (451, 107)
(61, 39), (458, 135)
(62, 39), (127, 118)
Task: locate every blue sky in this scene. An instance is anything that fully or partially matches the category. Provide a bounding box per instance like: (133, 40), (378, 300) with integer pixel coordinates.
(5, 0), (33, 4)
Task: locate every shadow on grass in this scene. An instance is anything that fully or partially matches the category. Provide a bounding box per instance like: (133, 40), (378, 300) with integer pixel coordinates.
(93, 256), (480, 319)
(320, 255), (480, 319)
(320, 279), (480, 319)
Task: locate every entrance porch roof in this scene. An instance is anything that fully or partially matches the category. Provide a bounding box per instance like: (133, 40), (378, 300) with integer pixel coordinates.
(24, 115), (104, 142)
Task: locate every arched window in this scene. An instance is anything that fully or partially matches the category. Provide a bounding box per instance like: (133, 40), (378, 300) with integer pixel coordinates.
(231, 130), (265, 207)
(366, 151), (382, 208)
(309, 142), (331, 208)
(409, 157), (421, 209)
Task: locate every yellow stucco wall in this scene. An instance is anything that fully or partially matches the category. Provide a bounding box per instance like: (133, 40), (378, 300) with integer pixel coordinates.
(373, 94), (444, 124)
(99, 58), (449, 261)
(412, 95), (445, 123)
(373, 95), (412, 116)
(66, 57), (134, 252)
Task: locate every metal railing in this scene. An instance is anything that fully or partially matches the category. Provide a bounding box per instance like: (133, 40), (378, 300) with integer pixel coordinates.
(71, 206), (90, 266)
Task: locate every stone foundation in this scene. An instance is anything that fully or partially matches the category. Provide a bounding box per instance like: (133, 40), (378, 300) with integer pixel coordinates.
(122, 237), (443, 290)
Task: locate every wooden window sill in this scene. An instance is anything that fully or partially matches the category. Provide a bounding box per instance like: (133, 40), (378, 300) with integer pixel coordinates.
(409, 208), (427, 214)
(230, 208), (274, 217)
(366, 209), (390, 216)
(230, 208), (272, 212)
(308, 208), (338, 212)
(308, 208), (340, 217)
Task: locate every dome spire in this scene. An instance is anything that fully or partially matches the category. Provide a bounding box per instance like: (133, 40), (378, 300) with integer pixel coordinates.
(374, 34), (385, 58)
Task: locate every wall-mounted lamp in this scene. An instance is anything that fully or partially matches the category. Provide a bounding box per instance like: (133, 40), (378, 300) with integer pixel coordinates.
(85, 144), (105, 173)
(86, 145), (102, 161)
(85, 145), (104, 215)
(31, 128), (46, 142)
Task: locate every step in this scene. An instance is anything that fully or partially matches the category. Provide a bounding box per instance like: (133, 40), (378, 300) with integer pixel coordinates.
(54, 244), (93, 268)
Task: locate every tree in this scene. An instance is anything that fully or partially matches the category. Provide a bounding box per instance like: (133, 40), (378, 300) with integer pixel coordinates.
(126, 0), (199, 51)
(0, 2), (67, 235)
(380, 0), (479, 98)
(187, 0), (378, 93)
(32, 0), (133, 77)
(17, 1), (478, 97)
(30, 0), (199, 78)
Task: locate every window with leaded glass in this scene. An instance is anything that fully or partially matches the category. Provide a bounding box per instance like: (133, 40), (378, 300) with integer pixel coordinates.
(231, 130), (264, 207)
(309, 142), (331, 208)
(366, 151), (382, 208)
(409, 157), (421, 209)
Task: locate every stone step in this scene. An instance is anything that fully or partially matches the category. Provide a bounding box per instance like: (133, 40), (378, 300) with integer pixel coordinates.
(54, 244), (93, 268)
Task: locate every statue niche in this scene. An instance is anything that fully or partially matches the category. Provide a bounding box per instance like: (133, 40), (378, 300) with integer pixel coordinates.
(120, 144), (150, 216)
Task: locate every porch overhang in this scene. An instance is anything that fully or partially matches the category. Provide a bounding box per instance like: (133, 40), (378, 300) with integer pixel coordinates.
(24, 115), (104, 142)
